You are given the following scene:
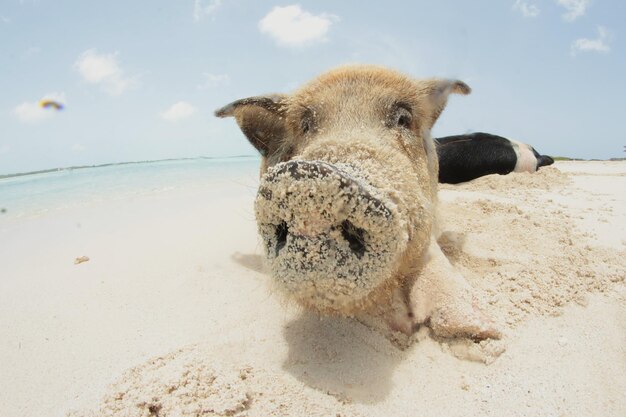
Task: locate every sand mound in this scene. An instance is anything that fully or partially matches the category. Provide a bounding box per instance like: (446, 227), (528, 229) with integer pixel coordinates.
(440, 166), (570, 192)
(68, 344), (372, 417)
(69, 349), (258, 417)
(70, 165), (626, 417)
(438, 176), (624, 327)
(69, 348), (253, 417)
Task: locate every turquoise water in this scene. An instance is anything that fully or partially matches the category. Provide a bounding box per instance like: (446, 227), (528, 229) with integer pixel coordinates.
(0, 157), (260, 219)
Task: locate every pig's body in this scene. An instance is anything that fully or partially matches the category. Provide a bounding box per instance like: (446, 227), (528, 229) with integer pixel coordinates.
(216, 66), (500, 340)
(436, 132), (554, 184)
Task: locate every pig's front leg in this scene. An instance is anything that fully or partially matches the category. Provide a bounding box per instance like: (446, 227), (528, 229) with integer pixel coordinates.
(411, 238), (501, 340)
(355, 281), (416, 339)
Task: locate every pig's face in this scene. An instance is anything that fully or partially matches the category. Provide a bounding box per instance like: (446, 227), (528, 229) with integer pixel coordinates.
(216, 66), (470, 315)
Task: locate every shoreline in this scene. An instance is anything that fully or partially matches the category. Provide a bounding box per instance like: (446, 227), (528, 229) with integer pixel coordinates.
(0, 154), (260, 180)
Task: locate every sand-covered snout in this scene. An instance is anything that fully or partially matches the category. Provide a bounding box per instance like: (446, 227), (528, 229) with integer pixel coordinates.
(255, 160), (408, 314)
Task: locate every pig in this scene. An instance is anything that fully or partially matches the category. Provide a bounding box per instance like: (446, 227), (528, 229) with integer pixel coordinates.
(436, 132), (555, 184)
(216, 66), (500, 340)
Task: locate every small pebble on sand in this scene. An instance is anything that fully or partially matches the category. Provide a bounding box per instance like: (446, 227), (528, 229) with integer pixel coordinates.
(74, 256), (90, 265)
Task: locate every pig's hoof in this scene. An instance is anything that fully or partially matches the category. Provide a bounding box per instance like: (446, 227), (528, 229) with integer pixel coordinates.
(429, 300), (501, 341)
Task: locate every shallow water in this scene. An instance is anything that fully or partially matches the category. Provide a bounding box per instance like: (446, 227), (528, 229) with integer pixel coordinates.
(0, 157), (260, 219)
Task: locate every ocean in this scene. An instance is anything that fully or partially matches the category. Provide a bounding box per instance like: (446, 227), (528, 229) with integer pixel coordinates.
(0, 157), (260, 219)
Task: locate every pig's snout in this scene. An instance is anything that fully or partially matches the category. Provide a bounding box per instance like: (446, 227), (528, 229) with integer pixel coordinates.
(260, 161), (387, 253)
(255, 160), (408, 313)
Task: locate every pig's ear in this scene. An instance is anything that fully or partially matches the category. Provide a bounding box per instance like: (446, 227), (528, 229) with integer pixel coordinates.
(422, 79), (471, 128)
(215, 94), (288, 156)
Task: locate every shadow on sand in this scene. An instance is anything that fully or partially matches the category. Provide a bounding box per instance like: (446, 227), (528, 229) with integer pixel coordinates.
(232, 251), (408, 404)
(281, 312), (408, 404)
(231, 252), (267, 274)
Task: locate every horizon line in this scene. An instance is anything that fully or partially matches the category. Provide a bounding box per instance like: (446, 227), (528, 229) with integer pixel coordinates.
(0, 154), (260, 180)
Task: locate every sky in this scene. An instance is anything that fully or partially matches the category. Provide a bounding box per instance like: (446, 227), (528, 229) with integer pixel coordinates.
(1, 0), (625, 174)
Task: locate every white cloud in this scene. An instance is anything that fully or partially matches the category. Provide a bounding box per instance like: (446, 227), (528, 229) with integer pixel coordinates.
(74, 49), (136, 95)
(1, 15), (11, 24)
(571, 26), (610, 55)
(193, 0), (222, 22)
(513, 0), (540, 17)
(198, 72), (230, 89)
(0, 145), (11, 156)
(258, 5), (339, 47)
(556, 0), (590, 21)
(70, 143), (86, 152)
(160, 101), (197, 122)
(13, 92), (66, 124)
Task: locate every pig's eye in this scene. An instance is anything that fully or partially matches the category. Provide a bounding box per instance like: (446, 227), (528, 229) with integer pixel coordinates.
(395, 107), (412, 129)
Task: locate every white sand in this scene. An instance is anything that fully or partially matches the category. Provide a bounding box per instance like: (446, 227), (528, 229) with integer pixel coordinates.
(1, 161), (624, 417)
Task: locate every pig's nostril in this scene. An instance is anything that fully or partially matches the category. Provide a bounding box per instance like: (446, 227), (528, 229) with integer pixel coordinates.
(275, 222), (288, 256)
(341, 220), (366, 258)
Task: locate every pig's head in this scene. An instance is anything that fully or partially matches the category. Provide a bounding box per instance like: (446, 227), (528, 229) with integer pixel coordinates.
(216, 66), (470, 316)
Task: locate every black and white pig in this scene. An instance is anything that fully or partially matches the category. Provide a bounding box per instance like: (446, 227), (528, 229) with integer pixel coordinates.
(436, 132), (554, 184)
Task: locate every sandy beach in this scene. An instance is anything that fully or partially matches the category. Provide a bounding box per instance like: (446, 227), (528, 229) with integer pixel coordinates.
(1, 160), (625, 417)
